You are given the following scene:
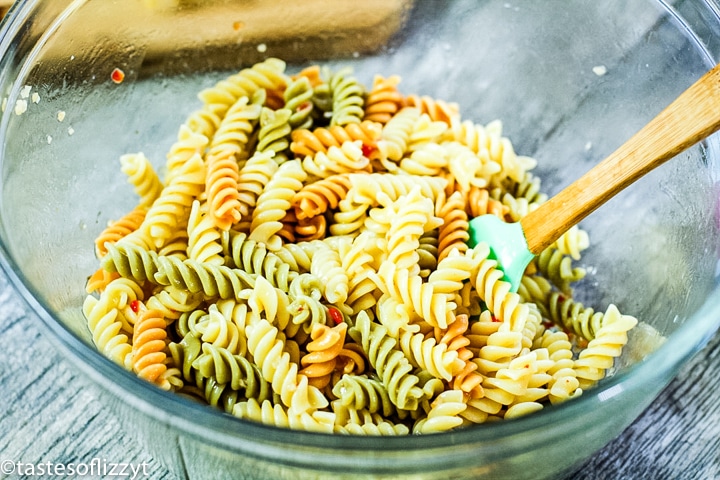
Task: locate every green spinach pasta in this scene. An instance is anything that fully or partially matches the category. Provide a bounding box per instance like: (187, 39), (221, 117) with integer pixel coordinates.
(83, 57), (638, 435)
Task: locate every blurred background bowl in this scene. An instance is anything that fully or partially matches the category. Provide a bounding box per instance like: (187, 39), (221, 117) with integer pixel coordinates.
(0, 0), (719, 479)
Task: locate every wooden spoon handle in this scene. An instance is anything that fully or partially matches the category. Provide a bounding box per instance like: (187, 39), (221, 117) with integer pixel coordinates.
(520, 62), (720, 255)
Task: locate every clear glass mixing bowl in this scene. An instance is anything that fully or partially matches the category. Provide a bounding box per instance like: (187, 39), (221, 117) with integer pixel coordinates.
(0, 0), (719, 478)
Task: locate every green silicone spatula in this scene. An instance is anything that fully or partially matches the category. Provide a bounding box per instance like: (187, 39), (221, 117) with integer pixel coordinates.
(468, 62), (720, 292)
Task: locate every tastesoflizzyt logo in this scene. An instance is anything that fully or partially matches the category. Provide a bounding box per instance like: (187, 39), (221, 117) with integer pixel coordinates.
(0, 458), (150, 479)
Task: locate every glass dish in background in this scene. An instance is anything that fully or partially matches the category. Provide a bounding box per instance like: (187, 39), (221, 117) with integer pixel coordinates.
(0, 0), (719, 478)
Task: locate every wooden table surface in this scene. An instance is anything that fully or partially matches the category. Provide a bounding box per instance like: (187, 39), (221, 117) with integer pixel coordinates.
(1, 269), (719, 479)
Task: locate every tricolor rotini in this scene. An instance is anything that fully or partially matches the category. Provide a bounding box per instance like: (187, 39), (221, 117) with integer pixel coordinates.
(83, 58), (643, 435)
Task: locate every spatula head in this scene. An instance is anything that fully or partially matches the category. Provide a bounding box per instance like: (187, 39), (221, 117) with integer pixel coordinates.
(467, 214), (534, 292)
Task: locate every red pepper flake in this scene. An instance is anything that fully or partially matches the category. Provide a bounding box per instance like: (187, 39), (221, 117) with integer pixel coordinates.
(233, 21), (245, 31)
(491, 315), (500, 323)
(296, 101), (312, 112)
(130, 300), (141, 313)
(361, 143), (376, 158)
(111, 68), (125, 84)
(328, 307), (344, 325)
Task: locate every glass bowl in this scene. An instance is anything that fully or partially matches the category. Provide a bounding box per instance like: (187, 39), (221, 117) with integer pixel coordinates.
(1, 0), (719, 479)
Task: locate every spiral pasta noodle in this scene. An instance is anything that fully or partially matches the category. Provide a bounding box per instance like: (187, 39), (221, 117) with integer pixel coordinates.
(165, 124), (209, 183)
(246, 318), (329, 414)
(299, 322), (348, 389)
(198, 57), (289, 116)
(326, 66), (365, 126)
(403, 94), (459, 126)
(256, 107), (292, 160)
(292, 173), (352, 220)
(222, 230), (297, 291)
(435, 190), (470, 262)
(124, 152), (206, 250)
(348, 311), (425, 411)
(574, 305), (637, 389)
(131, 307), (175, 390)
(236, 150), (279, 219)
(193, 343), (271, 402)
(301, 141), (371, 180)
(284, 75), (315, 130)
(292, 121), (382, 159)
(334, 404), (410, 436)
(249, 158), (307, 250)
(412, 389), (466, 434)
(332, 374), (397, 418)
(120, 152), (163, 209)
(169, 333), (243, 412)
(233, 398), (336, 433)
(186, 200), (224, 265)
(94, 206), (147, 258)
(83, 58), (642, 435)
(83, 277), (144, 370)
(206, 94), (262, 162)
(377, 106), (420, 164)
(364, 75), (404, 125)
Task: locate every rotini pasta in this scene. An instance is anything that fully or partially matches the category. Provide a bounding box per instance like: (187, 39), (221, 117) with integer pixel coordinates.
(363, 74), (404, 125)
(131, 307), (176, 391)
(186, 200), (224, 265)
(292, 173), (352, 220)
(120, 152), (163, 209)
(83, 277), (144, 370)
(403, 94), (459, 126)
(325, 66), (365, 126)
(376, 106), (421, 164)
(348, 311), (425, 411)
(206, 94), (262, 162)
(249, 158), (307, 250)
(256, 107), (292, 161)
(94, 206), (146, 258)
(301, 141), (371, 179)
(124, 152), (206, 250)
(198, 57), (289, 116)
(193, 343), (271, 402)
(284, 75), (315, 130)
(299, 322), (348, 389)
(290, 121), (382, 159)
(236, 150), (279, 219)
(83, 58), (641, 435)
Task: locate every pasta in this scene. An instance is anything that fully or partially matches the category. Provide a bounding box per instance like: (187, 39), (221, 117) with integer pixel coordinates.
(249, 158), (307, 250)
(290, 121), (382, 159)
(186, 200), (224, 265)
(363, 74), (404, 125)
(131, 307), (175, 391)
(120, 152), (163, 209)
(93, 206), (146, 258)
(292, 173), (352, 220)
(283, 75), (315, 130)
(256, 107), (293, 161)
(324, 66), (365, 126)
(404, 93), (460, 126)
(83, 58), (641, 435)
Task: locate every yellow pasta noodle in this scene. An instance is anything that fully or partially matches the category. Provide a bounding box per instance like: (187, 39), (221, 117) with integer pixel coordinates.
(120, 152), (163, 209)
